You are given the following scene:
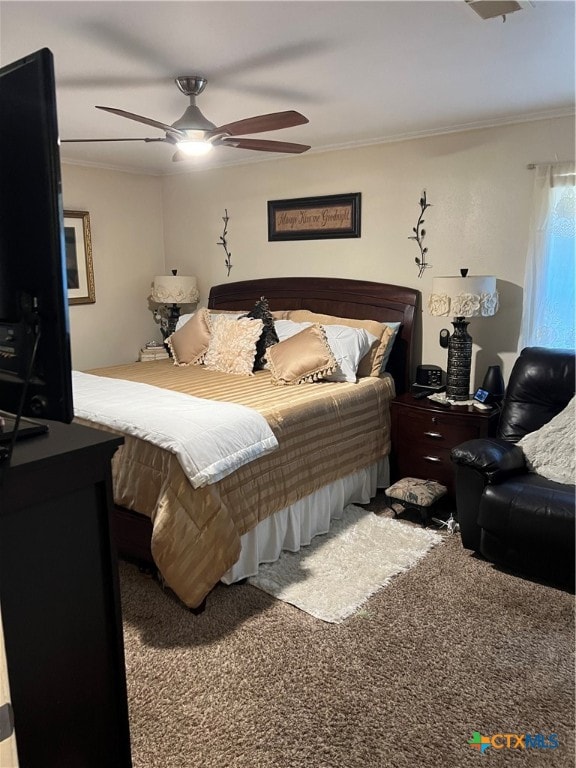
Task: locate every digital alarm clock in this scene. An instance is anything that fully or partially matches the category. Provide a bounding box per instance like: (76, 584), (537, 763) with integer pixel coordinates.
(415, 364), (443, 388)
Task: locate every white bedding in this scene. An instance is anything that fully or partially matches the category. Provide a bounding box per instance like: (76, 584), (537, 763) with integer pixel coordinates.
(72, 370), (279, 487)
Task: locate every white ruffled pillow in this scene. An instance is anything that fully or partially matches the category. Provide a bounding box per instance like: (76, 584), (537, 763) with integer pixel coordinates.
(204, 315), (263, 377)
(273, 319), (377, 382)
(517, 396), (575, 484)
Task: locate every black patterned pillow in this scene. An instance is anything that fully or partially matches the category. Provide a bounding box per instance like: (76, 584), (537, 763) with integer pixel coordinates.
(242, 296), (279, 370)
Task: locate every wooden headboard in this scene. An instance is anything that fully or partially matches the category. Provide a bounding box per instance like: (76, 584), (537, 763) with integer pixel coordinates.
(208, 277), (419, 395)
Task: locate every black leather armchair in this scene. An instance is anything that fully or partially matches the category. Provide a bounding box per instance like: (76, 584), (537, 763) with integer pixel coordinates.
(451, 347), (575, 588)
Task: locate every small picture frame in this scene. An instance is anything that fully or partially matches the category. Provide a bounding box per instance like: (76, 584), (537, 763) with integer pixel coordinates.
(473, 387), (490, 403)
(64, 210), (95, 305)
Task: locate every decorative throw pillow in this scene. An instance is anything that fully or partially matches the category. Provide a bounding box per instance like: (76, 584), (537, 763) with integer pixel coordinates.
(286, 310), (394, 377)
(273, 320), (378, 382)
(204, 314), (263, 376)
(167, 307), (211, 366)
(517, 396), (575, 484)
(242, 296), (279, 370)
(208, 310), (244, 318)
(267, 324), (337, 385)
(379, 322), (401, 373)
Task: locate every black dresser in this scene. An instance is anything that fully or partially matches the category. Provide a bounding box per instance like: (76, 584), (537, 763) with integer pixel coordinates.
(0, 421), (132, 768)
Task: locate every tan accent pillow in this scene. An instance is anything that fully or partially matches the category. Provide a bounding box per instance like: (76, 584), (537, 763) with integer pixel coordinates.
(208, 309), (244, 317)
(204, 314), (263, 376)
(286, 310), (394, 377)
(167, 307), (211, 366)
(267, 324), (337, 385)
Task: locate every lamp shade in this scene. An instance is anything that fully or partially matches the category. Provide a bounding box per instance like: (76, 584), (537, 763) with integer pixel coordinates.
(428, 275), (498, 318)
(151, 275), (199, 305)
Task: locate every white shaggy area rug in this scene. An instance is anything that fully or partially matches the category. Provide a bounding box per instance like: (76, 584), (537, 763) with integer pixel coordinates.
(248, 504), (443, 623)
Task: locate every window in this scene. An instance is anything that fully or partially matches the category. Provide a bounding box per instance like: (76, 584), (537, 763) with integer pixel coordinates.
(520, 162), (575, 350)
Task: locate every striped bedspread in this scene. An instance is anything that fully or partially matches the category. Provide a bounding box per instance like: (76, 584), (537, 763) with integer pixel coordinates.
(81, 360), (395, 608)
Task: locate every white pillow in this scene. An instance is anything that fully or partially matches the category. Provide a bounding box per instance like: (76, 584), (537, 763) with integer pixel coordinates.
(176, 312), (195, 331)
(274, 319), (312, 342)
(323, 325), (378, 382)
(176, 310), (244, 333)
(517, 396), (575, 484)
(272, 319), (376, 382)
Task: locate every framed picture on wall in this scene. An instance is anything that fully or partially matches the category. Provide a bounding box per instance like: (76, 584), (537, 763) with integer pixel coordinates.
(267, 193), (361, 241)
(64, 210), (95, 305)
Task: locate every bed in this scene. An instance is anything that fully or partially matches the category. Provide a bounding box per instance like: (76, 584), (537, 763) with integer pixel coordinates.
(76, 277), (419, 610)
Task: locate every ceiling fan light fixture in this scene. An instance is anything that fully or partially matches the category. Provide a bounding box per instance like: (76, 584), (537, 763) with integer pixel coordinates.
(177, 139), (213, 157)
(171, 103), (216, 132)
(69, 78), (310, 160)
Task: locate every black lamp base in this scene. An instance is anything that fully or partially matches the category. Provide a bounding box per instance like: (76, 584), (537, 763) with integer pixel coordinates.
(446, 317), (472, 401)
(160, 304), (182, 356)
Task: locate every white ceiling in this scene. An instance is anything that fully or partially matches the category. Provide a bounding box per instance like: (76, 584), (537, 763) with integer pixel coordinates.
(1, 1), (574, 176)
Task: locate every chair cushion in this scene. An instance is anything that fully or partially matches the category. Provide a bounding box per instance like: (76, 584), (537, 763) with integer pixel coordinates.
(478, 474), (575, 548)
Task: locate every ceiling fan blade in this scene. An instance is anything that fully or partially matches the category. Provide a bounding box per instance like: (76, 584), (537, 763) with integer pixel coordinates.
(61, 137), (167, 143)
(95, 106), (186, 138)
(58, 76), (166, 89)
(219, 138), (311, 154)
(211, 111), (308, 137)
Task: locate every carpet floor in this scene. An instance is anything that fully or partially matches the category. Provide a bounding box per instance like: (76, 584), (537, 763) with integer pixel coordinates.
(120, 492), (575, 768)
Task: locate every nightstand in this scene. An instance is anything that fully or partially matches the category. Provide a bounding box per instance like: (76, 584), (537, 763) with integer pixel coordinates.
(390, 393), (499, 496)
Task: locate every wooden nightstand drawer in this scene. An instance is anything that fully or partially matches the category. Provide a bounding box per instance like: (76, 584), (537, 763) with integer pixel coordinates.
(396, 447), (454, 488)
(390, 393), (499, 496)
(401, 410), (486, 446)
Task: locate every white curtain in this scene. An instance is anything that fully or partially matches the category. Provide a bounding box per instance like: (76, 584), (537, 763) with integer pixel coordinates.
(520, 161), (575, 350)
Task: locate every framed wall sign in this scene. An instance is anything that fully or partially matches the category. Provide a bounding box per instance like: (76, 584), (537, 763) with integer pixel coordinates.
(64, 210), (95, 305)
(267, 193), (361, 241)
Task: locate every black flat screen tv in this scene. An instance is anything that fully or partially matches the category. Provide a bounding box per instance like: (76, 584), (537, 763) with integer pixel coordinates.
(0, 48), (73, 440)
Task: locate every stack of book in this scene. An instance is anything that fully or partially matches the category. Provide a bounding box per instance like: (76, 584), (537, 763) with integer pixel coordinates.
(139, 342), (169, 362)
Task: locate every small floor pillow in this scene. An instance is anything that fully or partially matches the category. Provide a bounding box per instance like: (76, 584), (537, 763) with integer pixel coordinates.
(385, 477), (447, 508)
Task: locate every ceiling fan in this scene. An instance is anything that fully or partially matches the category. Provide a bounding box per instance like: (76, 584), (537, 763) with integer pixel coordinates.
(62, 75), (311, 161)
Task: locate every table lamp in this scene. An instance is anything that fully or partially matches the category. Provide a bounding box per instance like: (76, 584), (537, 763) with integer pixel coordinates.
(428, 269), (499, 401)
(151, 270), (199, 341)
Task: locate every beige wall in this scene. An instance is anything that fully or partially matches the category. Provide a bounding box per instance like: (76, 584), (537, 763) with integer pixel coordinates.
(61, 164), (165, 369)
(62, 115), (574, 388)
(161, 115), (575, 389)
